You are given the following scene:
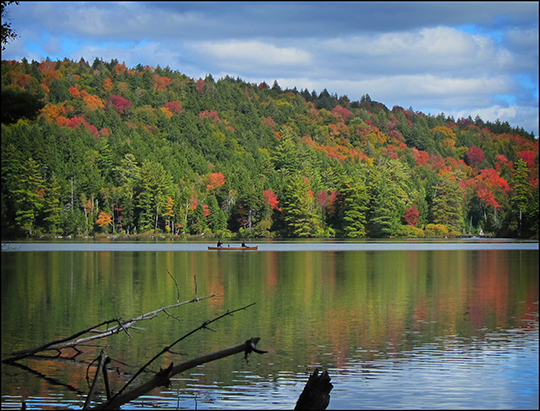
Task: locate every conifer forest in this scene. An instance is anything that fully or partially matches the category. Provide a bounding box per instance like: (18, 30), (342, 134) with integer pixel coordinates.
(1, 58), (538, 239)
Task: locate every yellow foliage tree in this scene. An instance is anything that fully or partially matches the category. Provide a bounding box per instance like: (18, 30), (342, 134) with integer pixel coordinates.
(96, 211), (112, 228)
(103, 77), (114, 93)
(162, 196), (175, 233)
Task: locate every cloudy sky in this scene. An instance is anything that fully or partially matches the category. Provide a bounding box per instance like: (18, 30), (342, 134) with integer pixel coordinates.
(3, 1), (539, 135)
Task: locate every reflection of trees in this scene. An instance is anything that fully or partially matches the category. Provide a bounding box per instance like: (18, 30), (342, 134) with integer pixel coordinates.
(2, 248), (537, 406)
(7, 360), (87, 396)
(249, 250), (537, 366)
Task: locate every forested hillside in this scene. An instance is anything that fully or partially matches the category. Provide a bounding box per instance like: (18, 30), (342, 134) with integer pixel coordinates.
(1, 58), (538, 239)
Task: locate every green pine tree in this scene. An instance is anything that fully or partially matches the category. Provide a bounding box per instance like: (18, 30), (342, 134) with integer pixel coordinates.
(431, 173), (465, 233)
(511, 158), (532, 237)
(43, 173), (62, 234)
(281, 175), (323, 237)
(335, 177), (368, 237)
(12, 158), (46, 236)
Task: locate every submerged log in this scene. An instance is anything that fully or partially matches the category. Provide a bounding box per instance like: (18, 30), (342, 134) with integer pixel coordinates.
(294, 368), (333, 410)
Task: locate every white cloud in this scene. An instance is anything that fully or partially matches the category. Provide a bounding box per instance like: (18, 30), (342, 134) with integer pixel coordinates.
(195, 40), (312, 70)
(19, 2), (207, 41)
(316, 26), (516, 77)
(277, 74), (513, 106)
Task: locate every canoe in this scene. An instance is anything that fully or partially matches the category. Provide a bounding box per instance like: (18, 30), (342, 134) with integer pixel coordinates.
(208, 246), (258, 250)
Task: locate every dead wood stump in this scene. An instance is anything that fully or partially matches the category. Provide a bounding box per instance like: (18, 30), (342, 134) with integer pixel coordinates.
(294, 368), (333, 410)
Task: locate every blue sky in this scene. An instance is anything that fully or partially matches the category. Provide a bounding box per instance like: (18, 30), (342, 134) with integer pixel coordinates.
(3, 1), (539, 136)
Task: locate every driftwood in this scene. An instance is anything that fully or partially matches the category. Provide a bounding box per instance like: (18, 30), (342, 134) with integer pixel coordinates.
(108, 303), (257, 401)
(88, 337), (267, 410)
(294, 368), (334, 410)
(2, 293), (216, 364)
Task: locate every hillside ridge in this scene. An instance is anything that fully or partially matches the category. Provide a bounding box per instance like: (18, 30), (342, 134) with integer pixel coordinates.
(1, 58), (538, 239)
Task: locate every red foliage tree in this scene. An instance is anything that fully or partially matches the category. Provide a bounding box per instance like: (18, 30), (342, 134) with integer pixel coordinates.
(331, 105), (351, 121)
(475, 168), (510, 193)
(517, 150), (536, 168)
(199, 109), (221, 122)
(196, 79), (205, 93)
(412, 148), (429, 166)
(262, 116), (276, 129)
(264, 190), (280, 210)
(466, 146), (485, 167)
(107, 95), (132, 115)
(165, 101), (182, 114)
(477, 187), (501, 210)
(404, 207), (419, 226)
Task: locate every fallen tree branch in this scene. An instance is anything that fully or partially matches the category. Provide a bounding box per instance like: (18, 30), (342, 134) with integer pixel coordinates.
(167, 269), (181, 303)
(113, 302), (257, 399)
(2, 318), (119, 363)
(2, 294), (217, 363)
(90, 337), (267, 410)
(83, 351), (109, 410)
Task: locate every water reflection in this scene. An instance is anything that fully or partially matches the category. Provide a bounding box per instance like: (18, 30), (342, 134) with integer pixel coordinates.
(1, 247), (538, 410)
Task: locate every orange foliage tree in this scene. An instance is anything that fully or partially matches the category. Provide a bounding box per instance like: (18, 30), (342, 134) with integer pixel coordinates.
(207, 172), (225, 191)
(96, 211), (112, 228)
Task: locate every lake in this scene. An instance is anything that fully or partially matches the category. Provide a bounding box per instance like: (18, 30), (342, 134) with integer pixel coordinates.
(1, 239), (538, 410)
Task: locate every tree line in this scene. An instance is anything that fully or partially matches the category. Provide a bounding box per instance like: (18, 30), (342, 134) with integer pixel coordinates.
(1, 57), (538, 239)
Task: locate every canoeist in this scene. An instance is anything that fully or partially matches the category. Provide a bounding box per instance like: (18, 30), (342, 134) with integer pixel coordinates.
(241, 240), (247, 247)
(217, 240), (223, 247)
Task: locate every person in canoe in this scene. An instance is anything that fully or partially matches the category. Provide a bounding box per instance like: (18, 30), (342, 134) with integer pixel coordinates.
(217, 239), (223, 248)
(241, 240), (247, 247)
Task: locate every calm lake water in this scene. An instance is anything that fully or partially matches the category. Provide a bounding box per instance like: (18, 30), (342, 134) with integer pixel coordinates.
(1, 239), (538, 410)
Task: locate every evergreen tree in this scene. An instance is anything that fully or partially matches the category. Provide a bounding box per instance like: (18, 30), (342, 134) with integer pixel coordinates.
(113, 154), (140, 234)
(281, 175), (322, 237)
(12, 157), (46, 236)
(510, 158), (531, 237)
(334, 177), (368, 237)
(136, 160), (174, 232)
(272, 127), (300, 174)
(43, 173), (62, 234)
(367, 159), (410, 237)
(431, 173), (465, 233)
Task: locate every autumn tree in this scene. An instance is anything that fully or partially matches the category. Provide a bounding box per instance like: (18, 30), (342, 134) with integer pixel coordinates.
(107, 94), (132, 115)
(162, 196), (175, 233)
(207, 172), (226, 191)
(404, 207), (420, 226)
(96, 211), (113, 231)
(465, 146), (485, 167)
